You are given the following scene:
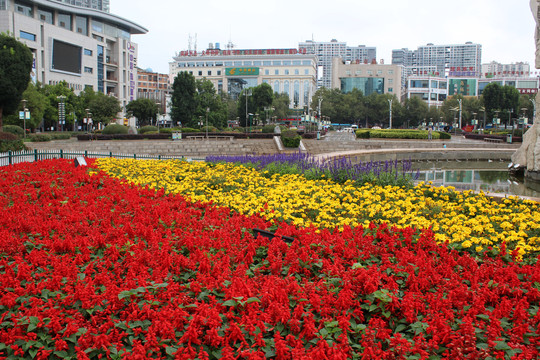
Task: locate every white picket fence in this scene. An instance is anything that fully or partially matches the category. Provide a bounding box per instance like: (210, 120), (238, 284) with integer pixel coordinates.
(0, 149), (203, 167)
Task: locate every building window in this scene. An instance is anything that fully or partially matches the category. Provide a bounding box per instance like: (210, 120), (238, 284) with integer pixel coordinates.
(84, 48), (93, 56)
(207, 70), (211, 76)
(15, 1), (33, 17)
(265, 69), (269, 75)
(19, 30), (36, 41)
(346, 71), (351, 75)
(263, 61), (271, 66)
(388, 70), (394, 75)
(273, 81), (280, 93)
(198, 71), (202, 76)
(356, 70), (362, 75)
(37, 8), (53, 24)
(217, 70), (221, 76)
(285, 69), (289, 75)
(0, 0), (5, 10)
(388, 79), (393, 84)
(388, 88), (393, 93)
(284, 81), (290, 96)
(92, 20), (103, 33)
(84, 67), (93, 74)
(275, 69), (279, 75)
(58, 13), (71, 30)
(294, 69), (299, 75)
(76, 16), (88, 36)
(304, 69), (309, 75)
(367, 70), (373, 75)
(377, 70), (383, 75)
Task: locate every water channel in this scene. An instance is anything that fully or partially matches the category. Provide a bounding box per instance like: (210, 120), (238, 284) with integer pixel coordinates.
(413, 160), (540, 199)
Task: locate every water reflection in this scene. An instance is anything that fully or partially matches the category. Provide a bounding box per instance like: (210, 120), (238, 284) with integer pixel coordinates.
(415, 161), (540, 198)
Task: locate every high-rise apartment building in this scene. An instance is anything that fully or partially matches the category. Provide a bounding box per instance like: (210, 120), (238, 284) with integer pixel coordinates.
(299, 39), (376, 89)
(392, 42), (482, 77)
(51, 0), (109, 12)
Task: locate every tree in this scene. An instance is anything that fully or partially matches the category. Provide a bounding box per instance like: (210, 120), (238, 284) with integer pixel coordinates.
(194, 79), (228, 129)
(501, 85), (520, 127)
(170, 72), (197, 126)
(0, 33), (33, 131)
(126, 98), (158, 126)
(272, 93), (290, 122)
(251, 83), (273, 122)
(87, 92), (120, 126)
(403, 97), (428, 128)
(39, 81), (78, 131)
(482, 83), (503, 121)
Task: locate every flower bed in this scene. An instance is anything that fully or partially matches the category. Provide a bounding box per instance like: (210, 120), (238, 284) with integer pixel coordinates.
(1, 159), (539, 358)
(96, 158), (540, 261)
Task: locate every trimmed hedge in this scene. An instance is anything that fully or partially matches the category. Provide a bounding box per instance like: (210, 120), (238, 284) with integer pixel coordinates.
(281, 130), (301, 148)
(76, 131), (316, 141)
(139, 126), (158, 134)
(0, 137), (26, 152)
(28, 133), (52, 142)
(355, 129), (452, 140)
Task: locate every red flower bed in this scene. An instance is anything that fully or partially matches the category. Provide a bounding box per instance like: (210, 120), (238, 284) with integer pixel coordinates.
(0, 159), (539, 359)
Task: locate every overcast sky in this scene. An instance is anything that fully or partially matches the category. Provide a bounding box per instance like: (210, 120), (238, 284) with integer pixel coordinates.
(110, 0), (536, 74)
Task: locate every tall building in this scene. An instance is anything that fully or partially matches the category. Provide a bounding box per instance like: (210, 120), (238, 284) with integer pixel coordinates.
(169, 45), (318, 109)
(51, 0), (109, 12)
(299, 39), (376, 89)
(392, 42), (482, 77)
(1, 0), (147, 115)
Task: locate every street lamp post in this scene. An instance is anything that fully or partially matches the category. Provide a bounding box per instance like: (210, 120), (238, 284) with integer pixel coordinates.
(317, 98), (322, 140)
(245, 89), (252, 133)
(388, 98), (393, 129)
(21, 99), (28, 139)
(205, 107), (209, 139)
(85, 109), (92, 132)
(458, 98), (462, 131)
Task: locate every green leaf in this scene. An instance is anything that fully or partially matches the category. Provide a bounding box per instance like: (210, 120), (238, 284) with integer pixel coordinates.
(494, 341), (510, 350)
(222, 299), (237, 307)
(476, 314), (490, 321)
(246, 297), (260, 304)
(395, 324), (407, 333)
(165, 346), (177, 356)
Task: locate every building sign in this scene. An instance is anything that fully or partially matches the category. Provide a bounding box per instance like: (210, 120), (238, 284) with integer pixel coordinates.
(226, 67), (259, 76)
(127, 42), (136, 102)
(518, 88), (539, 94)
(449, 78), (477, 96)
(448, 67), (477, 77)
(177, 48), (306, 57)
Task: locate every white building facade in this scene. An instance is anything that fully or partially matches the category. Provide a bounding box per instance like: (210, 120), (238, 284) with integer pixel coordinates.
(169, 46), (318, 109)
(0, 0), (147, 112)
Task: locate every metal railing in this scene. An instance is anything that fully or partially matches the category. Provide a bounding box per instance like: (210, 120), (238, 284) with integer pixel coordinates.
(0, 149), (204, 167)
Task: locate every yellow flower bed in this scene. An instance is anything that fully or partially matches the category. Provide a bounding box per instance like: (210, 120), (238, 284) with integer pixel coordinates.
(96, 158), (540, 258)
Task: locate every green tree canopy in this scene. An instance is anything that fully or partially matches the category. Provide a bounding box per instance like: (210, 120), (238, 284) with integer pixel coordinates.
(0, 33), (33, 130)
(126, 98), (158, 127)
(170, 72), (197, 126)
(194, 79), (228, 129)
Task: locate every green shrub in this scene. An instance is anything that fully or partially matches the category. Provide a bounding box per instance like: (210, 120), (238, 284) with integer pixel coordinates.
(355, 129), (371, 139)
(50, 133), (71, 140)
(158, 127), (181, 134)
(436, 131), (451, 140)
(0, 133), (26, 152)
(3, 125), (24, 138)
(139, 125), (158, 134)
(262, 124), (276, 133)
(281, 130), (301, 148)
(28, 133), (52, 142)
(102, 124), (128, 135)
(179, 127), (200, 133)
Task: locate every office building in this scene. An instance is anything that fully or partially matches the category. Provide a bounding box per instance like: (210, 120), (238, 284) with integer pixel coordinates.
(0, 0), (147, 114)
(407, 76), (448, 107)
(331, 58), (403, 100)
(169, 45), (318, 109)
(299, 39), (376, 89)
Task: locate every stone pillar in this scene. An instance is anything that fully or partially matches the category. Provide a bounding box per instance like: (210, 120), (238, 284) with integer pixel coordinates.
(511, 1), (540, 180)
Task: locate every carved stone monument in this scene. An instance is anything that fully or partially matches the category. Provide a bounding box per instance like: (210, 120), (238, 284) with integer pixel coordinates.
(511, 0), (540, 181)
